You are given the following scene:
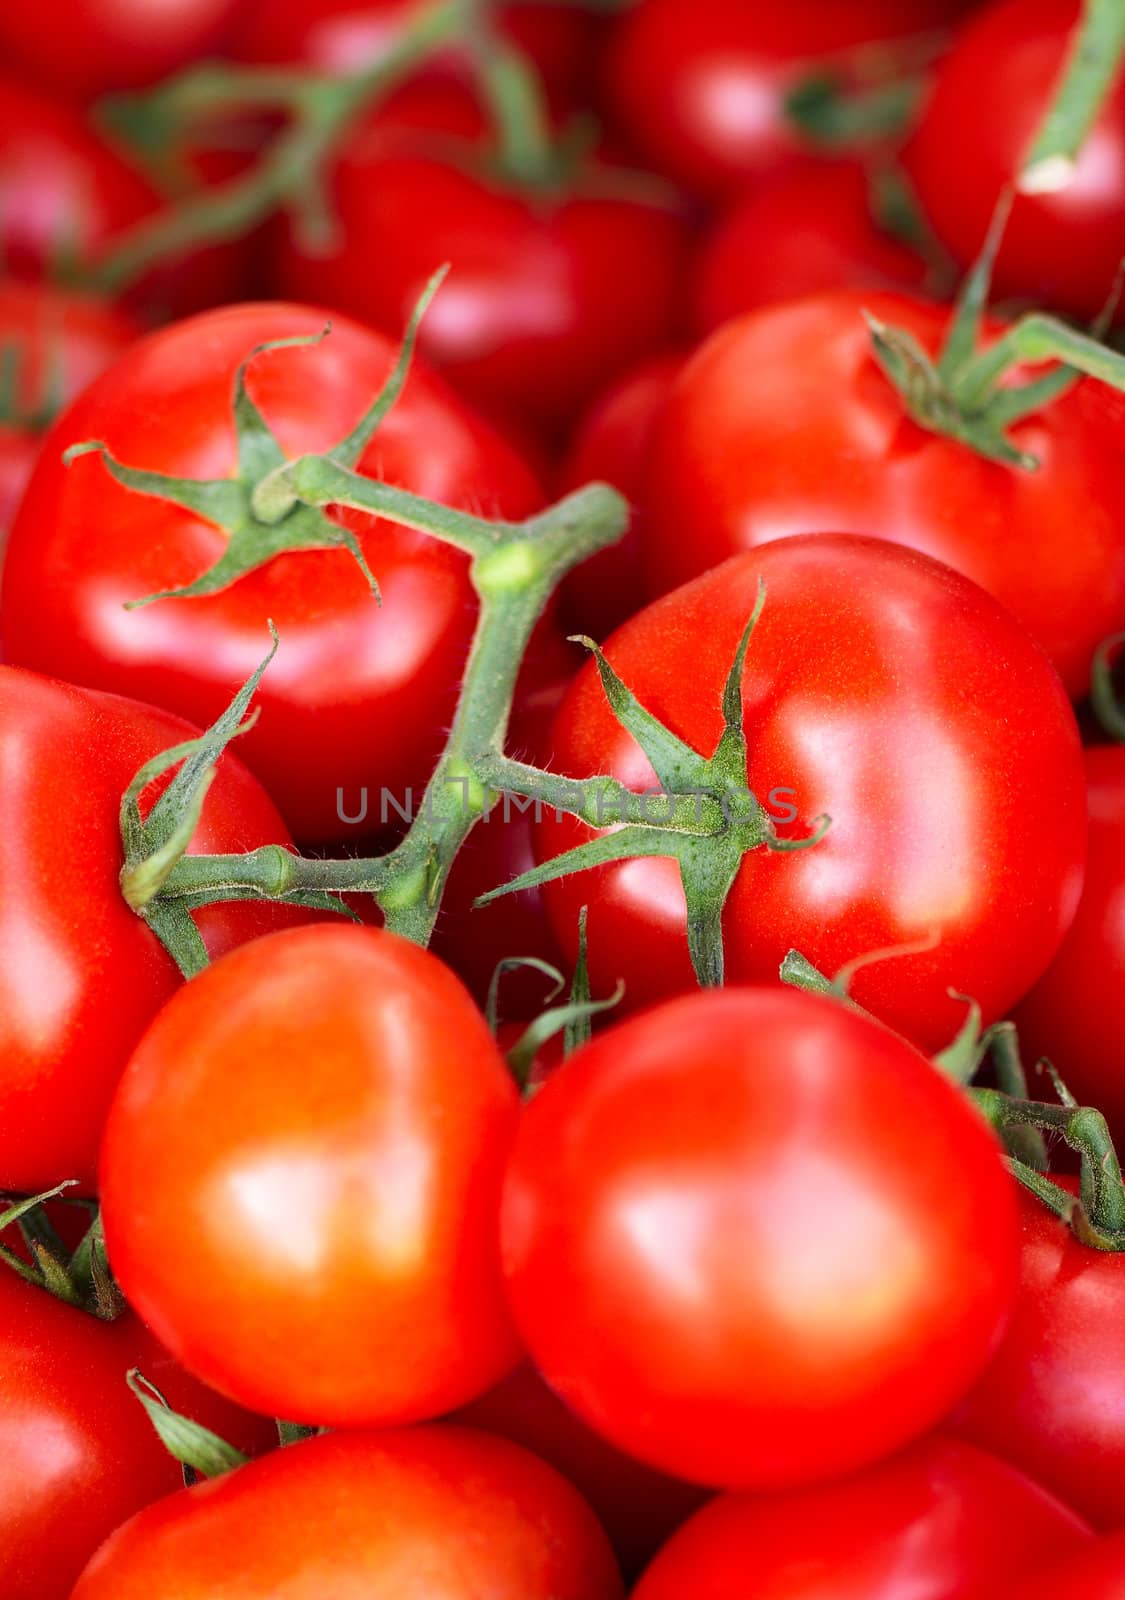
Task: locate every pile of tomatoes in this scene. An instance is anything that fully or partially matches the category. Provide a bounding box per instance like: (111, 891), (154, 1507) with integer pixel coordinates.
(3, 0), (1125, 1595)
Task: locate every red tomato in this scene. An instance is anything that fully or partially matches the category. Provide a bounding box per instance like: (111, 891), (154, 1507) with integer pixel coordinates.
(557, 349), (685, 640)
(534, 536), (1085, 1049)
(452, 1363), (708, 1579)
(1, 301), (542, 844)
(955, 1176), (1125, 1531)
(502, 986), (1020, 1489)
(905, 0), (1125, 324)
(70, 1426), (624, 1599)
(0, 281), (139, 541)
(1015, 747), (1125, 1144)
(693, 160), (931, 334)
(0, 77), (247, 320)
(100, 924), (523, 1427)
(1017, 1533), (1125, 1600)
(605, 0), (977, 200)
(0, 666), (304, 1195)
(273, 91), (690, 428)
(0, 1270), (275, 1600)
(0, 0), (240, 101)
(631, 1437), (1090, 1600)
(642, 290), (1125, 698)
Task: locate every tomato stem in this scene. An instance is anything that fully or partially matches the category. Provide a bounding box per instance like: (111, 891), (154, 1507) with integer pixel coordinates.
(1021, 0), (1125, 193)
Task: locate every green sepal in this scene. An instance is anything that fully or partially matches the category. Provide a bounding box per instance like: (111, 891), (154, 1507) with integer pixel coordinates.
(128, 1370), (248, 1484)
(485, 956), (565, 1035)
(1091, 629), (1125, 740)
(931, 992), (985, 1085)
(277, 1420), (321, 1446)
(564, 906), (592, 1057)
(505, 982), (624, 1092)
(0, 1182), (82, 1294)
(568, 634), (709, 793)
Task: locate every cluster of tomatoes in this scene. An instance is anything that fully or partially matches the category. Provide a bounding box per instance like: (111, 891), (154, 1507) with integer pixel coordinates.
(3, 0), (1125, 1595)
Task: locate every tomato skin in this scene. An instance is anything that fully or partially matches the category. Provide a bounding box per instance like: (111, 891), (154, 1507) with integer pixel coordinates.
(0, 429), (39, 544)
(604, 0), (976, 200)
(905, 0), (1125, 324)
(71, 1425), (623, 1599)
(1017, 1533), (1125, 1599)
(1, 302), (542, 844)
(631, 1437), (1090, 1600)
(954, 1176), (1125, 1532)
(100, 924), (523, 1427)
(0, 1271), (275, 1600)
(643, 290), (1125, 699)
(0, 0), (239, 101)
(1014, 747), (1125, 1147)
(0, 666), (303, 1195)
(502, 986), (1020, 1490)
(692, 160), (930, 334)
(534, 536), (1085, 1050)
(557, 350), (685, 640)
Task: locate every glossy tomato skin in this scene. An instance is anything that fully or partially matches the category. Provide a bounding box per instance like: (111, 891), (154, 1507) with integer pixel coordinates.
(0, 0), (240, 100)
(557, 350), (685, 640)
(605, 0), (977, 200)
(273, 101), (690, 427)
(0, 429), (39, 543)
(643, 290), (1125, 699)
(1017, 1533), (1125, 1599)
(955, 1176), (1125, 1531)
(451, 1364), (708, 1580)
(631, 1437), (1090, 1600)
(905, 0), (1125, 324)
(692, 160), (931, 334)
(1015, 747), (1125, 1146)
(0, 1271), (275, 1600)
(100, 924), (523, 1427)
(0, 666), (304, 1195)
(535, 537), (1085, 1049)
(502, 986), (1020, 1490)
(71, 1426), (624, 1599)
(2, 302), (542, 844)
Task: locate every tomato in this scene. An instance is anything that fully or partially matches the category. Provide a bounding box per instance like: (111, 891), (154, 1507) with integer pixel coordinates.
(557, 350), (685, 640)
(642, 290), (1125, 699)
(692, 160), (932, 334)
(905, 0), (1125, 325)
(954, 1175), (1125, 1531)
(100, 924), (523, 1427)
(70, 1426), (624, 1598)
(534, 536), (1085, 1049)
(0, 666), (303, 1195)
(0, 280), (139, 542)
(604, 0), (977, 200)
(502, 986), (1019, 1489)
(2, 301), (542, 844)
(452, 1363), (708, 1579)
(0, 78), (248, 321)
(1014, 747), (1125, 1145)
(233, 0), (600, 107)
(0, 1270), (275, 1600)
(1017, 1533), (1125, 1599)
(0, 0), (240, 101)
(630, 1437), (1090, 1600)
(273, 88), (690, 428)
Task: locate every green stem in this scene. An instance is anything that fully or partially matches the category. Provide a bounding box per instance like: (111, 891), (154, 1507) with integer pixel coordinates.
(953, 312), (1125, 413)
(1021, 0), (1125, 193)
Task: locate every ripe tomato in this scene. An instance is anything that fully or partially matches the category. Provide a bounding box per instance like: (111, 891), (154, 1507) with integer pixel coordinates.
(0, 1270), (275, 1600)
(1015, 747), (1125, 1145)
(0, 77), (247, 320)
(692, 160), (931, 334)
(534, 536), (1085, 1049)
(0, 281), (138, 540)
(0, 666), (303, 1195)
(905, 0), (1125, 324)
(557, 349), (685, 640)
(100, 924), (523, 1427)
(604, 0), (976, 200)
(0, 0), (240, 101)
(631, 1437), (1090, 1600)
(2, 301), (542, 843)
(1017, 1534), (1125, 1600)
(642, 290), (1125, 699)
(70, 1426), (624, 1599)
(452, 1363), (708, 1579)
(502, 986), (1019, 1490)
(955, 1176), (1125, 1531)
(273, 88), (690, 428)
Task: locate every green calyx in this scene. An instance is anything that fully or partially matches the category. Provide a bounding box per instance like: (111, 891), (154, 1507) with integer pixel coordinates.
(0, 1185), (123, 1318)
(866, 191), (1125, 469)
